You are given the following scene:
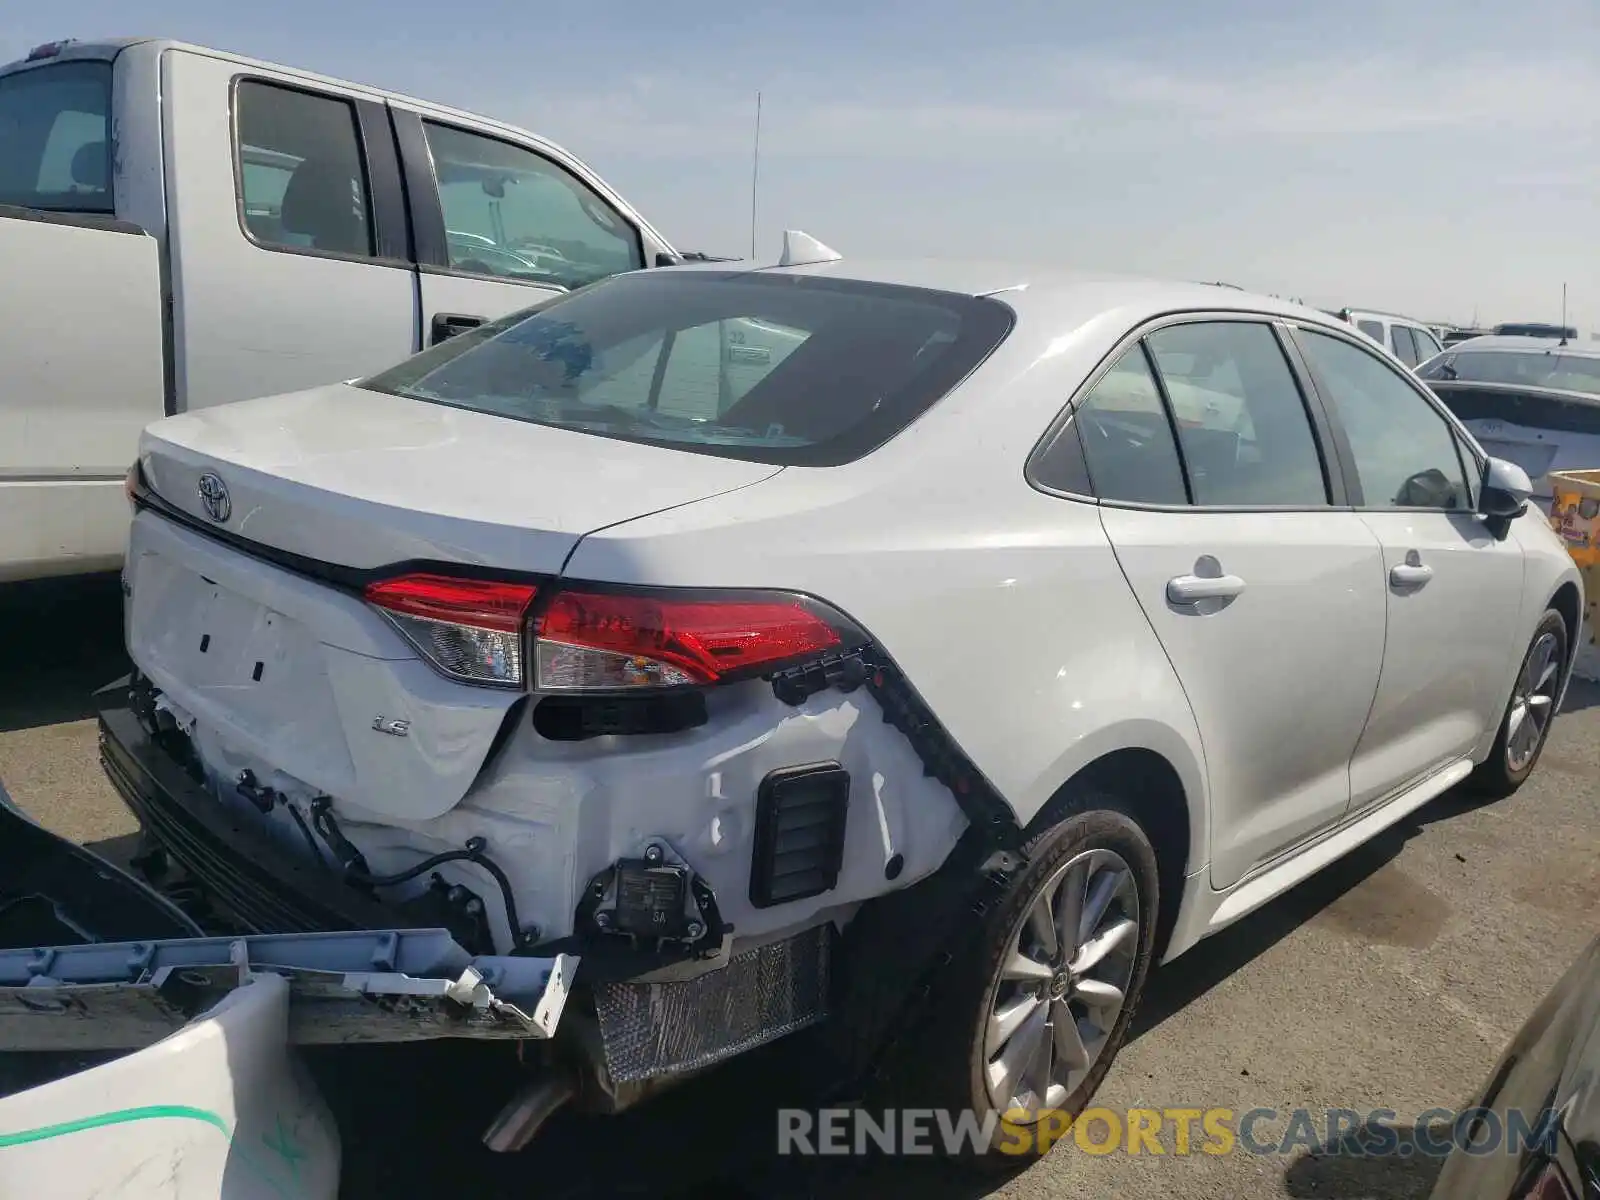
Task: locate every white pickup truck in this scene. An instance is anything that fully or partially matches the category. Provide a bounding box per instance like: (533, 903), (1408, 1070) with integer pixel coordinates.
(0, 37), (692, 583)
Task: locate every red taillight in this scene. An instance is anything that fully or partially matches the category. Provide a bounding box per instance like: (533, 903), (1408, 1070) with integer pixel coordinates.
(1523, 1163), (1577, 1200)
(364, 574), (538, 688)
(533, 590), (847, 692)
(364, 573), (860, 694)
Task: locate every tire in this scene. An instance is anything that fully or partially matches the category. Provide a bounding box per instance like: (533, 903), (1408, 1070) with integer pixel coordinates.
(1465, 608), (1567, 799)
(896, 792), (1160, 1168)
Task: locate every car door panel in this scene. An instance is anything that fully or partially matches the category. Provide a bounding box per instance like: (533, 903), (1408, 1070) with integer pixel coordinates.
(1293, 326), (1529, 809)
(1066, 321), (1388, 890)
(1100, 507), (1388, 887)
(1349, 510), (1523, 806)
(166, 53), (418, 410)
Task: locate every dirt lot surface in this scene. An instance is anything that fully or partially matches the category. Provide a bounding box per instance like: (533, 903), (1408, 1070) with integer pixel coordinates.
(3, 574), (1596, 1198)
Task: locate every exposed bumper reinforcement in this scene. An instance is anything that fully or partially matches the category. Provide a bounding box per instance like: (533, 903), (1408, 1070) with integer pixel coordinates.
(94, 676), (423, 936)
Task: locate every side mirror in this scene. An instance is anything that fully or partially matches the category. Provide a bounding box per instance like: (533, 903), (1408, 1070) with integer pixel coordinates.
(1480, 455), (1533, 540)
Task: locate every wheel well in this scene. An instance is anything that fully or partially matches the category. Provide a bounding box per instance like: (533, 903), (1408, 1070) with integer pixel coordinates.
(1053, 748), (1192, 959)
(1551, 582), (1582, 665)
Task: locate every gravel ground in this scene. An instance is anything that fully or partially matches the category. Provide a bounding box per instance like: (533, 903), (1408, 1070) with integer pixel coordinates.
(2, 573), (1596, 1199)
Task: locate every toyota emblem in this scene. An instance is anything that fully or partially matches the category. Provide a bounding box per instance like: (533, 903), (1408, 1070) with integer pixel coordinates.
(197, 472), (231, 523)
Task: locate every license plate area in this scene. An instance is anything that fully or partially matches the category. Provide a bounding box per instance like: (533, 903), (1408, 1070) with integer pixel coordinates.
(129, 551), (343, 747)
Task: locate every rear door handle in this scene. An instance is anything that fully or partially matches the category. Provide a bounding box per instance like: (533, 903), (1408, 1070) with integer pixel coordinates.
(1167, 574), (1247, 605)
(1390, 563), (1434, 588)
(430, 312), (486, 345)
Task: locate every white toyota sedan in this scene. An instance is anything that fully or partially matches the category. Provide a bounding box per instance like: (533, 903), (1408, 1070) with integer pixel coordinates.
(102, 240), (1581, 1161)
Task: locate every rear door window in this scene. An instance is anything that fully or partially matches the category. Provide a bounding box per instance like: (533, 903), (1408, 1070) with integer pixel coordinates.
(235, 81), (376, 258)
(1357, 319), (1385, 344)
(0, 61), (112, 212)
(358, 270), (1014, 466)
(1146, 321), (1330, 507)
(422, 122), (643, 291)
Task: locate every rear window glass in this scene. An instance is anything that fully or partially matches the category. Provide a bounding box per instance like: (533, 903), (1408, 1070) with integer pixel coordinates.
(1421, 350), (1600, 398)
(0, 61), (112, 213)
(358, 271), (1015, 466)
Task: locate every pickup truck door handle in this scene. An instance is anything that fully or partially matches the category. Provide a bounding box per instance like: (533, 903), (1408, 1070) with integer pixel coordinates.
(430, 312), (487, 345)
(1167, 573), (1247, 605)
(1389, 562), (1434, 588)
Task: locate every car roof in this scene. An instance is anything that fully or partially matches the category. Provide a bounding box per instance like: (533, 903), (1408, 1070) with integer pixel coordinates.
(1442, 335), (1600, 357)
(668, 255), (1348, 332)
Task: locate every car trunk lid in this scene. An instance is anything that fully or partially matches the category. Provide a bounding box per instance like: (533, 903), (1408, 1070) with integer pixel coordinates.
(137, 382), (782, 572)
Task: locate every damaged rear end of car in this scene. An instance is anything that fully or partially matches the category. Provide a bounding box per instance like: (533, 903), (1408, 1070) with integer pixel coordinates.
(95, 264), (1026, 1146)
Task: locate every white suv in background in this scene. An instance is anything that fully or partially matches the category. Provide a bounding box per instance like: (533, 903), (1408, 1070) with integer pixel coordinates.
(1336, 308), (1445, 369)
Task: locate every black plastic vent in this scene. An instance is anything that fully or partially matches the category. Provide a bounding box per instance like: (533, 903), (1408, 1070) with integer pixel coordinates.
(750, 763), (851, 908)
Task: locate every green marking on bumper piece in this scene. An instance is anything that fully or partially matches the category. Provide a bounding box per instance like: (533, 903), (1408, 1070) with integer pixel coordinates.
(0, 1104), (231, 1148)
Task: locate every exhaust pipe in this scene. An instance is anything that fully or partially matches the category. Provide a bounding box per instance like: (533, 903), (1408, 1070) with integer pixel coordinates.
(482, 1073), (577, 1153)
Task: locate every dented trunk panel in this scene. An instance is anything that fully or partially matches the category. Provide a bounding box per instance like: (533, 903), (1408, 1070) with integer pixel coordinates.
(125, 511), (519, 820)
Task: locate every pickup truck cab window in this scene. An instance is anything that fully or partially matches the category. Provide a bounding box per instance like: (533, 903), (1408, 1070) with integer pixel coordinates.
(421, 121), (643, 291)
(0, 60), (112, 213)
(234, 80), (376, 258)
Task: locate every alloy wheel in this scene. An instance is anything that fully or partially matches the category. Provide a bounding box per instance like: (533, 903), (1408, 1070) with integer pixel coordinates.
(1506, 631), (1561, 773)
(983, 847), (1140, 1117)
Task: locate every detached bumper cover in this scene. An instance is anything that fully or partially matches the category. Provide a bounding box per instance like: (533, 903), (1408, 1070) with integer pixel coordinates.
(0, 927), (576, 1053)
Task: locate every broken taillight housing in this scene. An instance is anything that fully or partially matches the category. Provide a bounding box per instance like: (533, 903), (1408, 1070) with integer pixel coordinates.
(364, 573), (864, 694)
(364, 573), (539, 688)
(533, 589), (858, 692)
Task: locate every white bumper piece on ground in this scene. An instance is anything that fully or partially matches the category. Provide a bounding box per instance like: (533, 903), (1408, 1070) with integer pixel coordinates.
(0, 973), (337, 1199)
(0, 930), (578, 1197)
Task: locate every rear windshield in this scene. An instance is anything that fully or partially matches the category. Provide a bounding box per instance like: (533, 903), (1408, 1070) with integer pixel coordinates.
(1420, 350), (1600, 398)
(0, 61), (113, 213)
(358, 271), (1015, 466)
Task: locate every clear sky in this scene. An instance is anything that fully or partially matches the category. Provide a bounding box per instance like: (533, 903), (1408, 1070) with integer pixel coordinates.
(5, 1), (1596, 329)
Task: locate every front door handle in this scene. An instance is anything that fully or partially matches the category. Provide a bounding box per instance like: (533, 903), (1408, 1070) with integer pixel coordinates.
(430, 312), (487, 345)
(1390, 562), (1434, 588)
(1167, 573), (1247, 605)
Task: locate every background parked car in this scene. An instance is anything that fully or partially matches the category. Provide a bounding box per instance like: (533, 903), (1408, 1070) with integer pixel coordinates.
(0, 36), (686, 584)
(1419, 337), (1600, 509)
(1334, 307), (1446, 369)
(1428, 929), (1600, 1200)
(1495, 323), (1579, 340)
